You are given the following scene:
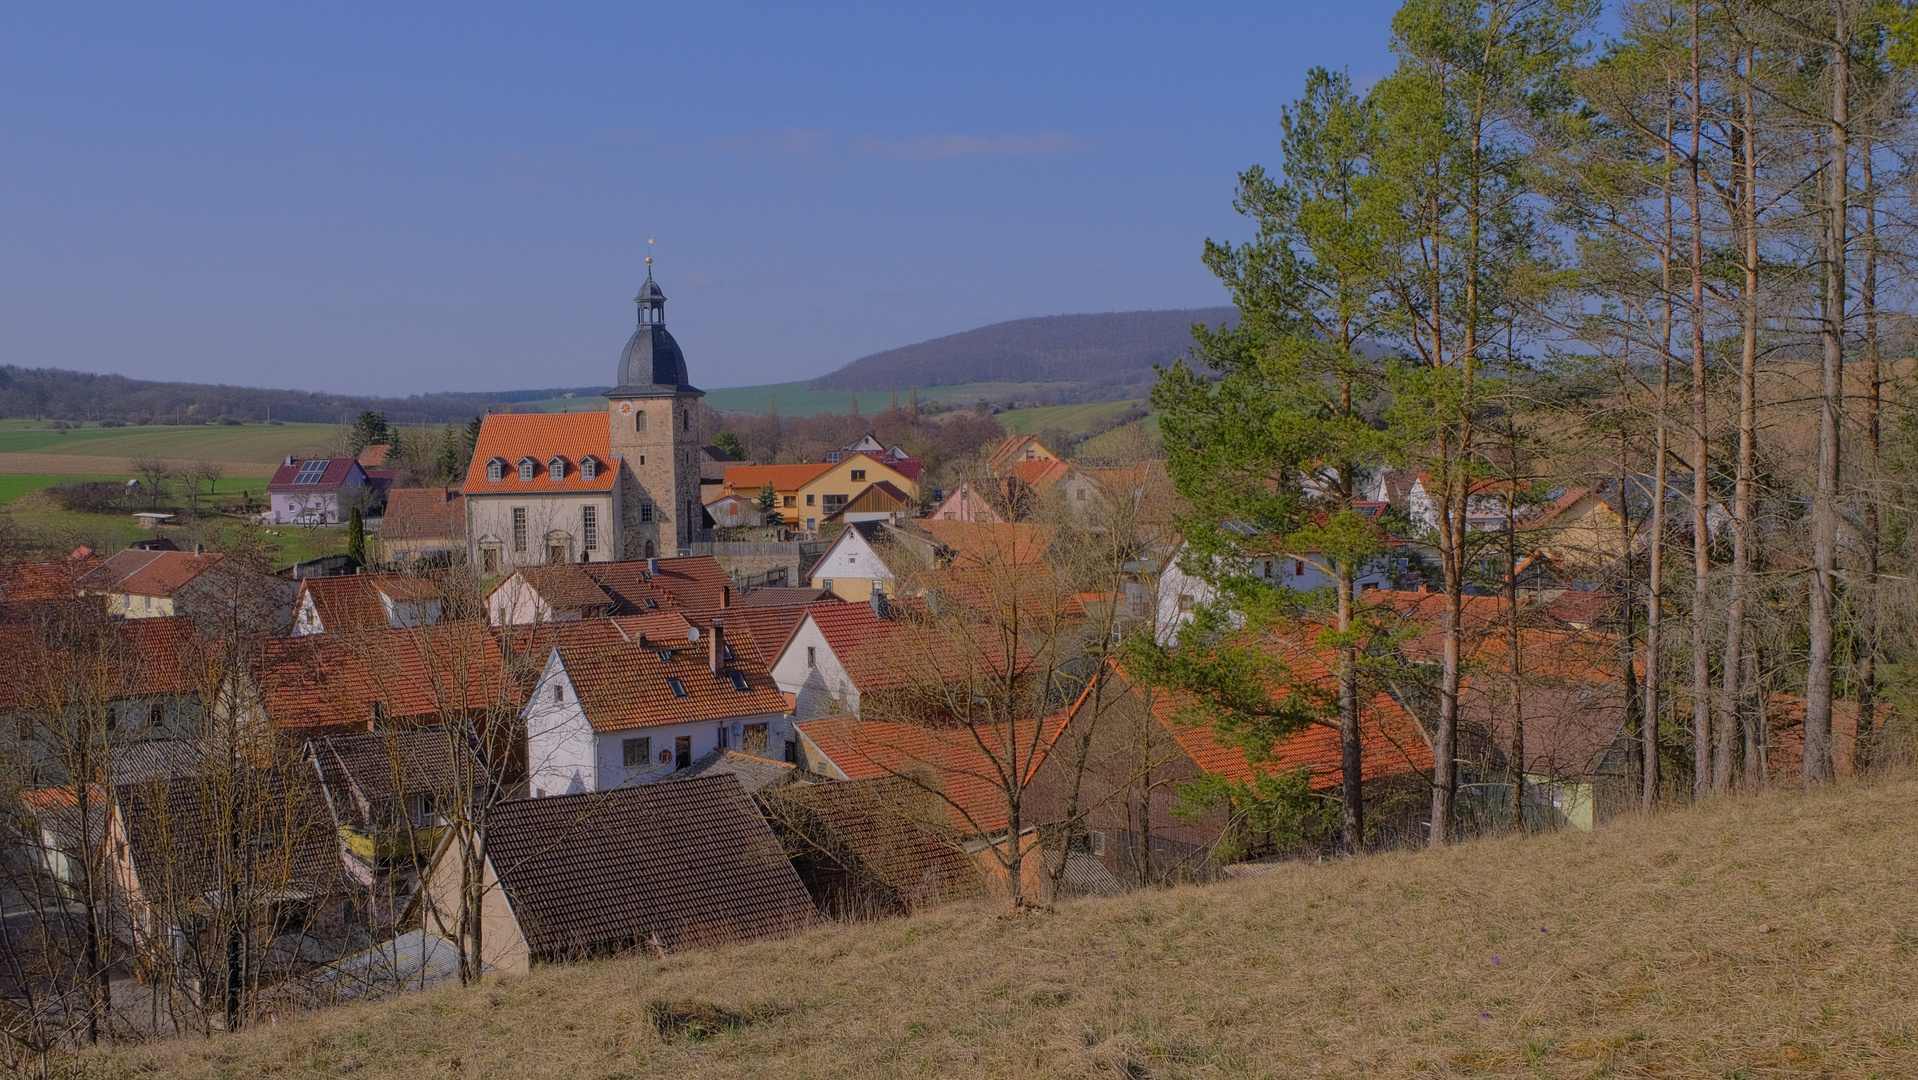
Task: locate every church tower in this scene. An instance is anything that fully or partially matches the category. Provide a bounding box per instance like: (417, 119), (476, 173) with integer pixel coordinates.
(606, 262), (703, 557)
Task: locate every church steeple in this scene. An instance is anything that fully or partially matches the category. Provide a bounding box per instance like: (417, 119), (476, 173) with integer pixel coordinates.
(636, 259), (666, 327)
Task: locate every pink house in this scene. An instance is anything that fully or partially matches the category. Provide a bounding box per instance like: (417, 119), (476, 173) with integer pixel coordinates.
(268, 457), (369, 525)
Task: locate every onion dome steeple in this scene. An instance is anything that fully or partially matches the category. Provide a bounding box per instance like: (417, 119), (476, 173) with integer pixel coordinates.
(610, 251), (701, 398)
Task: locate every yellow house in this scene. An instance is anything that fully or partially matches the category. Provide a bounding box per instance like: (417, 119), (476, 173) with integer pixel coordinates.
(986, 434), (1060, 476)
(724, 453), (921, 532)
(1527, 486), (1627, 568)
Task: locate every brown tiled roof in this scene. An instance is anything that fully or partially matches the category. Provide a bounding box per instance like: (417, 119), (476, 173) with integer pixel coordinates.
(117, 769), (343, 912)
(379, 488), (467, 542)
(307, 727), (479, 830)
(1006, 458), (1072, 490)
(260, 623), (511, 732)
(581, 556), (732, 613)
(759, 775), (983, 912)
(358, 444), (391, 467)
(795, 714), (1066, 835)
(75, 549), (224, 598)
(665, 748), (799, 793)
(735, 587), (835, 608)
(515, 565), (615, 613)
(556, 632), (787, 733)
(481, 775), (815, 958)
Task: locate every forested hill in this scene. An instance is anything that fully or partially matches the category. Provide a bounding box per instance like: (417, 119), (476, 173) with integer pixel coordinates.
(808, 308), (1237, 403)
(0, 366), (603, 426)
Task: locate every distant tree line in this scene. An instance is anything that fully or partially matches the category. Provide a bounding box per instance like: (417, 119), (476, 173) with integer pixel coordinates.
(0, 366), (603, 426)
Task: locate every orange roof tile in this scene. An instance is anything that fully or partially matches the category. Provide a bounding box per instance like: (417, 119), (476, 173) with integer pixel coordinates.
(0, 616), (199, 712)
(916, 520), (1056, 567)
(795, 713), (1068, 835)
(721, 462), (834, 493)
(1007, 458), (1072, 490)
(260, 623), (511, 732)
(75, 549), (224, 598)
(555, 634), (788, 733)
(463, 412), (616, 494)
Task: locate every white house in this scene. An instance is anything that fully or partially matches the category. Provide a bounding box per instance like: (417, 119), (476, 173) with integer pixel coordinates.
(523, 622), (792, 798)
(1155, 534), (1405, 645)
(808, 521), (894, 602)
(291, 574), (445, 636)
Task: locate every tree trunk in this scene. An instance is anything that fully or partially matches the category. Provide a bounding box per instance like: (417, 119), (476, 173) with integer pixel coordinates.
(1857, 133), (1881, 771)
(1688, 1), (1718, 799)
(1805, 8), (1849, 788)
(1338, 565), (1363, 854)
(1722, 42), (1758, 792)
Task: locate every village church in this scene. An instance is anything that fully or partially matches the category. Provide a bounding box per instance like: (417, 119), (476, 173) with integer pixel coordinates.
(462, 269), (705, 572)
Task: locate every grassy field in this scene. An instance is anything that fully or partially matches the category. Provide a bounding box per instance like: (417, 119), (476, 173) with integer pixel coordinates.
(997, 399), (1146, 437)
(0, 420), (333, 469)
(94, 778), (1918, 1078)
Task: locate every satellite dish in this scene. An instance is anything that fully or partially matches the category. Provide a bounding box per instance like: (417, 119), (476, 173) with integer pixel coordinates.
(686, 626), (700, 642)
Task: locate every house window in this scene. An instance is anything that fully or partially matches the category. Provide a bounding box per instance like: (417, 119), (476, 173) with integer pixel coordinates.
(635, 410), (647, 432)
(512, 508), (528, 552)
(728, 670), (749, 692)
(1025, 449), (1035, 459)
(783, 495), (795, 507)
(408, 793), (437, 829)
(717, 724), (729, 750)
(805, 519), (815, 530)
(1262, 560), (1274, 579)
(1177, 594), (1195, 613)
(551, 684), (564, 704)
(148, 704), (162, 727)
(823, 579), (834, 590)
(1295, 560), (1305, 577)
(742, 723), (768, 752)
(640, 501), (654, 523)
(667, 677), (688, 698)
(580, 458), (597, 481)
(487, 459), (503, 482)
(549, 458), (565, 481)
(851, 470), (866, 481)
(519, 460), (534, 482)
(675, 735), (692, 769)
(806, 646), (816, 668)
(582, 505), (598, 551)
(806, 494), (815, 506)
(623, 737), (651, 768)
(481, 548), (500, 574)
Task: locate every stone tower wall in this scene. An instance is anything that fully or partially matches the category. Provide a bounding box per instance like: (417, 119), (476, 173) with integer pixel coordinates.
(607, 394), (703, 555)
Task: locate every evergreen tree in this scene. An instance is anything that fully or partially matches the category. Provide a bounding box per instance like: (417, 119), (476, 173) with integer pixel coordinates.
(346, 507), (366, 565)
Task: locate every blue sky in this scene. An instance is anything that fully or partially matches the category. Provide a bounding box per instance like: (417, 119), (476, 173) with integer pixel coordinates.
(0, 2), (1400, 394)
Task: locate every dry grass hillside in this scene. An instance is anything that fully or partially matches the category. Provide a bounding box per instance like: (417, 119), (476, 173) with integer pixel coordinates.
(101, 780), (1918, 1079)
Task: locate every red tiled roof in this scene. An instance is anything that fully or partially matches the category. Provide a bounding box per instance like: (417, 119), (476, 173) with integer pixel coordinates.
(296, 574), (442, 635)
(555, 632), (787, 733)
(514, 564), (616, 613)
(582, 556), (731, 613)
(1007, 458), (1071, 490)
(721, 462), (834, 494)
(0, 616), (199, 711)
(260, 623), (511, 732)
(380, 488), (466, 542)
(463, 412), (615, 494)
(268, 458), (365, 493)
(798, 601), (1012, 694)
(917, 520), (1056, 566)
(795, 713), (1068, 835)
(0, 554), (100, 607)
(75, 549), (224, 598)
(684, 603), (828, 661)
(357, 443), (391, 467)
(500, 613), (701, 677)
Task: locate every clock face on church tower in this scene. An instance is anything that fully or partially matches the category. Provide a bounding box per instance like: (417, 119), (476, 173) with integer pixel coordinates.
(618, 401), (633, 415)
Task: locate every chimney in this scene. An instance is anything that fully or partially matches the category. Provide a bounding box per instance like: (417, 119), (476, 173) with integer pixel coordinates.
(869, 583), (889, 621)
(708, 619), (725, 675)
(720, 584), (731, 609)
(193, 543), (204, 556)
(284, 455), (295, 467)
(647, 557), (659, 576)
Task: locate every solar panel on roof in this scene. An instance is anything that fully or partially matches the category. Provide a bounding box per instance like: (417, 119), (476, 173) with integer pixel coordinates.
(293, 460), (329, 485)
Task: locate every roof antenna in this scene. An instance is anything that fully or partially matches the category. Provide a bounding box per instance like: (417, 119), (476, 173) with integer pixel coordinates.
(646, 237), (654, 280)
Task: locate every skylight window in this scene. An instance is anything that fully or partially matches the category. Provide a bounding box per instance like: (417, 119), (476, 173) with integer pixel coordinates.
(727, 670), (749, 692)
(666, 677), (688, 699)
(655, 649), (674, 663)
(293, 460), (328, 485)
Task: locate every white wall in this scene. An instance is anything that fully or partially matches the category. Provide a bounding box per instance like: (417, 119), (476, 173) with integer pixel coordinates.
(487, 574), (562, 627)
(809, 528), (894, 601)
(770, 616), (863, 719)
(1155, 544), (1398, 644)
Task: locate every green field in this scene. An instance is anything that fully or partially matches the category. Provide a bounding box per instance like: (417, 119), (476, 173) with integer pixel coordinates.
(995, 399), (1146, 437)
(0, 474), (121, 505)
(0, 419), (334, 464)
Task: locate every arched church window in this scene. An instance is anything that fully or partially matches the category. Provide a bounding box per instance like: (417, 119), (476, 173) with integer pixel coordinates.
(635, 410), (647, 433)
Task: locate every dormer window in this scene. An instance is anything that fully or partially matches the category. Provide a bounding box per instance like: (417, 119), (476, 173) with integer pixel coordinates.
(548, 457), (566, 481)
(486, 458), (505, 483)
(580, 457), (597, 481)
(518, 458), (535, 482)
